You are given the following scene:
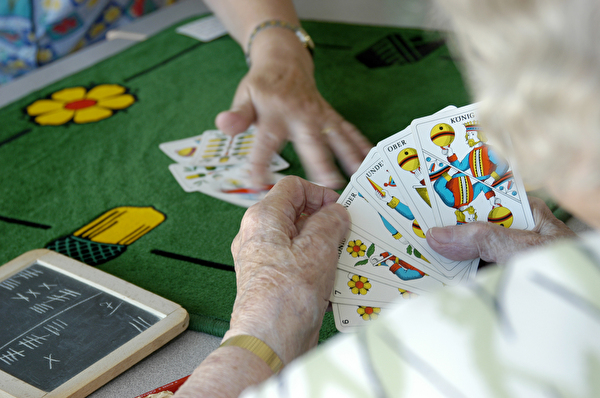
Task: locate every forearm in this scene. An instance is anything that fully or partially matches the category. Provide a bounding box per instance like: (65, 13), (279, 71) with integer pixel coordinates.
(173, 343), (273, 398)
(203, 0), (300, 46)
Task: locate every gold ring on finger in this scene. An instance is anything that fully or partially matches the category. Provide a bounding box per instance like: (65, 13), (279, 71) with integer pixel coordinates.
(321, 127), (336, 136)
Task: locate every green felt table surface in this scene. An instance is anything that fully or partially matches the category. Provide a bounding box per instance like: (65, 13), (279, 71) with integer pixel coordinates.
(0, 17), (565, 340)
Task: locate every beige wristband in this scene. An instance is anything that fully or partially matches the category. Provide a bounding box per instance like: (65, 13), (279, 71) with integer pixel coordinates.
(245, 19), (315, 67)
(220, 335), (284, 374)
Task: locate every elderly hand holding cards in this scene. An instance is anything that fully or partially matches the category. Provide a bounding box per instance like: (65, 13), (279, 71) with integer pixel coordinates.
(328, 102), (576, 331)
(174, 176), (350, 397)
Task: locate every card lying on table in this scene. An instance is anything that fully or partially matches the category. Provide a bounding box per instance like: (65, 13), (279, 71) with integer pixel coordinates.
(332, 102), (534, 332)
(159, 127), (290, 207)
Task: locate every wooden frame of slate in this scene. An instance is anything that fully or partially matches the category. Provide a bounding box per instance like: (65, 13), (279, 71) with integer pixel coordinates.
(0, 249), (189, 398)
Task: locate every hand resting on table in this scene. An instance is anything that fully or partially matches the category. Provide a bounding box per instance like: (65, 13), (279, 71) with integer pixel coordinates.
(215, 29), (372, 189)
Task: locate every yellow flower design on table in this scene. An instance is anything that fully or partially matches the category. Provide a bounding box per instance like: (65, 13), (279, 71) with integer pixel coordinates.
(348, 274), (371, 295)
(346, 240), (367, 258)
(357, 306), (380, 321)
(26, 84), (135, 126)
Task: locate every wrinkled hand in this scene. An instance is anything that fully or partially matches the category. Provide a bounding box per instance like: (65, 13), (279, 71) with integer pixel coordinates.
(426, 196), (576, 264)
(215, 29), (372, 189)
(224, 176), (350, 365)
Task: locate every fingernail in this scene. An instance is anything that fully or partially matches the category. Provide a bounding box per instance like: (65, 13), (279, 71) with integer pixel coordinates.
(429, 227), (453, 244)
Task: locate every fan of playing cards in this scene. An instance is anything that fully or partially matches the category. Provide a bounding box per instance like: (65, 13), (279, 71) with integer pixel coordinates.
(331, 103), (535, 332)
(159, 127), (290, 207)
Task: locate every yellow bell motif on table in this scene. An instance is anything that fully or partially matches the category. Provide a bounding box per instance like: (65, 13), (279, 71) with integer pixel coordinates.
(46, 206), (165, 266)
(73, 206), (165, 245)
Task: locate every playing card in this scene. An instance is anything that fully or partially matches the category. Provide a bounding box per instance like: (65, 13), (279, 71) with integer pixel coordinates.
(336, 183), (477, 284)
(338, 182), (436, 274)
(377, 106), (457, 231)
(168, 159), (289, 192)
(411, 103), (535, 229)
(175, 15), (228, 42)
(377, 126), (437, 230)
(332, 302), (389, 333)
(161, 131), (288, 168)
(192, 165), (286, 207)
(331, 103), (537, 334)
(330, 269), (422, 307)
(168, 164), (234, 192)
(338, 224), (473, 288)
(192, 129), (257, 166)
(159, 134), (204, 163)
(350, 149), (471, 275)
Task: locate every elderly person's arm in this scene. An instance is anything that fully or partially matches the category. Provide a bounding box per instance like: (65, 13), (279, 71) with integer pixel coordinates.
(202, 0), (372, 189)
(173, 176), (350, 397)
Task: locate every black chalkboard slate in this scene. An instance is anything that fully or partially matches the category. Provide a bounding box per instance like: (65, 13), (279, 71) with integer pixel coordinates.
(0, 249), (188, 398)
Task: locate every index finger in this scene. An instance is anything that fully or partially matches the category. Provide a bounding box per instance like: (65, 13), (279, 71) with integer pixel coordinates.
(248, 125), (286, 188)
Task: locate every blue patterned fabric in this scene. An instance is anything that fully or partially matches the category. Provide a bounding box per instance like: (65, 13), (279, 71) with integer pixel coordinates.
(0, 0), (174, 84)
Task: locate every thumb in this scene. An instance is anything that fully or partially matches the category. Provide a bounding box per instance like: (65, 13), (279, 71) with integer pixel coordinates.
(215, 84), (257, 136)
(426, 222), (548, 264)
(294, 203), (350, 265)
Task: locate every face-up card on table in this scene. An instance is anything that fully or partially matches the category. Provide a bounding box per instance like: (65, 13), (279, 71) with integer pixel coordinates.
(0, 249), (188, 398)
(411, 103), (535, 229)
(159, 134), (204, 163)
(168, 164), (233, 193)
(175, 15), (228, 42)
(187, 129), (289, 169)
(170, 163), (286, 207)
(168, 159), (288, 193)
(160, 130), (289, 170)
(191, 129), (257, 166)
(194, 167), (286, 207)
